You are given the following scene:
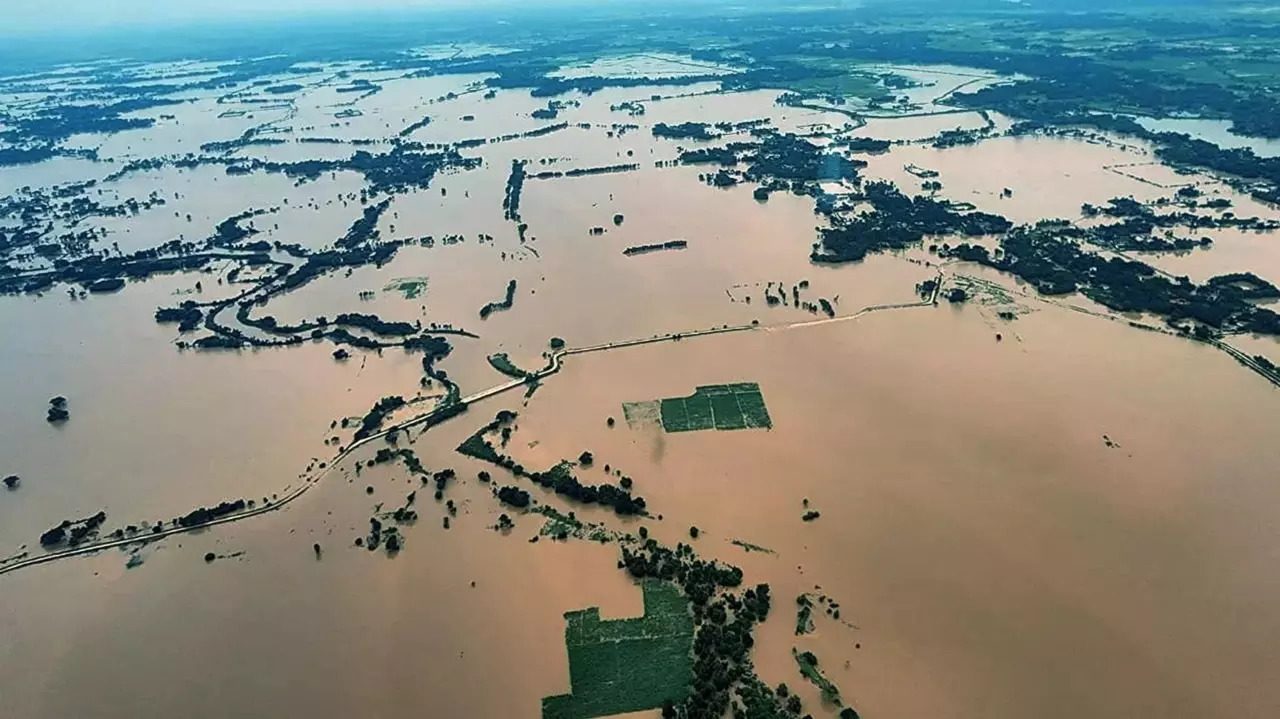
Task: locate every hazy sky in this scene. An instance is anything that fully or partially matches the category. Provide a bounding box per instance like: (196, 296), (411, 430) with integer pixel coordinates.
(7, 0), (578, 34)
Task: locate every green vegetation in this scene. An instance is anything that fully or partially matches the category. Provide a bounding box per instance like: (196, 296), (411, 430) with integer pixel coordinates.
(542, 582), (695, 719)
(487, 352), (533, 379)
(354, 395), (406, 440)
(730, 539), (776, 555)
(795, 594), (816, 635)
(623, 240), (688, 256)
(793, 649), (843, 706)
(618, 540), (796, 718)
(382, 276), (428, 299)
(656, 383), (772, 433)
(456, 412), (648, 515)
(479, 279), (518, 319)
(535, 506), (620, 543)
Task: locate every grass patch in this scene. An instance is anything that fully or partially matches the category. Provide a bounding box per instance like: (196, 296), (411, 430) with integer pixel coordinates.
(622, 400), (661, 429)
(535, 506), (621, 543)
(542, 581), (694, 719)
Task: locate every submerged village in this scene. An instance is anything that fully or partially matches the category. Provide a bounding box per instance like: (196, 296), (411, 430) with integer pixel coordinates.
(3, 4), (1280, 719)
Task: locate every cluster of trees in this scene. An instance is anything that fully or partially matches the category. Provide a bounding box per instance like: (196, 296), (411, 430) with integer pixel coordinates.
(201, 135), (286, 154)
(456, 412), (647, 515)
(1, 247), (220, 296)
(1013, 115), (1280, 205)
(503, 160), (526, 222)
(155, 301), (203, 331)
(534, 460), (646, 515)
(517, 121), (570, 140)
(428, 468), (456, 501)
(844, 137), (891, 153)
(176, 499), (247, 528)
(528, 163), (640, 179)
(623, 240), (688, 256)
(653, 122), (719, 141)
(943, 226), (1280, 335)
(679, 147), (740, 166)
(479, 279), (518, 319)
(257, 141), (479, 195)
(942, 40), (1280, 140)
(333, 312), (418, 336)
(2, 96), (176, 147)
(813, 181), (1012, 263)
(1079, 195), (1277, 253)
(497, 485), (531, 508)
(40, 510), (108, 548)
(46, 396), (69, 423)
(744, 131), (863, 184)
(620, 540), (807, 719)
(354, 395), (407, 440)
(336, 200), (389, 249)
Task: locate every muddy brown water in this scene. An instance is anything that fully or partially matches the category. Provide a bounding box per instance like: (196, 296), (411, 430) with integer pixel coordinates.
(2, 63), (1280, 719)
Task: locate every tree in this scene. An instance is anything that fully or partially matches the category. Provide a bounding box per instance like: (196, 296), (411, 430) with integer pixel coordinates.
(498, 486), (531, 508)
(3, 475), (18, 489)
(661, 699), (677, 718)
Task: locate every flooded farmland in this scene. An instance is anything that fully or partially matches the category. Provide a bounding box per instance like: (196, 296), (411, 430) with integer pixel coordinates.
(3, 26), (1280, 719)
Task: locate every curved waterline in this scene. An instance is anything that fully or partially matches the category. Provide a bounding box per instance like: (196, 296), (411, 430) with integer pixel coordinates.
(15, 269), (1275, 576)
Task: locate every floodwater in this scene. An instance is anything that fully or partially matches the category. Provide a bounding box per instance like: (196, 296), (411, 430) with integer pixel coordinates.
(504, 300), (1280, 719)
(2, 58), (1280, 719)
(1131, 115), (1280, 158)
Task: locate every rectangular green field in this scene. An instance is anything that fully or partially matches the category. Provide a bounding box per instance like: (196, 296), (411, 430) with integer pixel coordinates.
(710, 391), (747, 430)
(647, 383), (771, 433)
(684, 392), (714, 430)
(543, 582), (694, 719)
(735, 389), (773, 429)
(659, 397), (691, 432)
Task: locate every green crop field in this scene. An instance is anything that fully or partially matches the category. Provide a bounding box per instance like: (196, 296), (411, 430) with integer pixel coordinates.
(542, 581), (694, 719)
(653, 383), (772, 432)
